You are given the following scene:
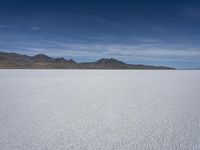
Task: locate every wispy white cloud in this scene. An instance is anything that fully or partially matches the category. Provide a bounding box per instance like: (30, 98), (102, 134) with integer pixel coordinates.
(30, 27), (41, 31)
(7, 39), (199, 62)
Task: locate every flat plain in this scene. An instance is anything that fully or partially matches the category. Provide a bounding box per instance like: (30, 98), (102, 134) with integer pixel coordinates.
(0, 70), (200, 150)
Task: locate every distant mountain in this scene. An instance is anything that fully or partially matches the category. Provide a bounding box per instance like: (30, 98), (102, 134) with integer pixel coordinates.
(0, 51), (175, 69)
(32, 54), (53, 62)
(95, 58), (126, 65)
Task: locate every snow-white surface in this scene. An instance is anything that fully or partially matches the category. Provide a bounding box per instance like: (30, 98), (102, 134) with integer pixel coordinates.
(0, 70), (200, 150)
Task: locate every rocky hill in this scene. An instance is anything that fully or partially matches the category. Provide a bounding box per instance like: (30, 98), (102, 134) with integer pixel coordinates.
(0, 51), (175, 69)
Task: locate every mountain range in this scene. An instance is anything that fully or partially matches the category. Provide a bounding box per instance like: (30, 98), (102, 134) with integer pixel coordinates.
(0, 51), (175, 69)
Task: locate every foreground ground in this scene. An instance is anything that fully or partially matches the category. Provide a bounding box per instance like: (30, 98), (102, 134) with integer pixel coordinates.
(0, 70), (200, 150)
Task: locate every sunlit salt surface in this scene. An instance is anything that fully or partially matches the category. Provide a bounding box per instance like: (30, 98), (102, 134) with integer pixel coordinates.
(0, 70), (200, 150)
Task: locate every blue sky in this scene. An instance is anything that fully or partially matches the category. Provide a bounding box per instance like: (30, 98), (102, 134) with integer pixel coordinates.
(0, 0), (200, 68)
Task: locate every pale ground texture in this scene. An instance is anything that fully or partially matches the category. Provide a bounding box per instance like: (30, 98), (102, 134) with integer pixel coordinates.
(0, 70), (200, 150)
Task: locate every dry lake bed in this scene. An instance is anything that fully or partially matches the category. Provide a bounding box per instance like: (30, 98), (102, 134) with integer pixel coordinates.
(0, 70), (200, 150)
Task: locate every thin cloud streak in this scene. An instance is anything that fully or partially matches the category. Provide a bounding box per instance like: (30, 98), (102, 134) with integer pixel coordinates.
(2, 40), (200, 61)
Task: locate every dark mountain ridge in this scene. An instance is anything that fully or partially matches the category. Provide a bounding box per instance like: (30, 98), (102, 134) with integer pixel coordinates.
(0, 51), (175, 69)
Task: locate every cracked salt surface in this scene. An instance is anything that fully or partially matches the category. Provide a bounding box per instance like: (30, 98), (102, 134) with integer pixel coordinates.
(0, 70), (200, 150)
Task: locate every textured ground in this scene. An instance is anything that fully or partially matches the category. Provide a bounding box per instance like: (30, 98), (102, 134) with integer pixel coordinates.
(0, 70), (200, 150)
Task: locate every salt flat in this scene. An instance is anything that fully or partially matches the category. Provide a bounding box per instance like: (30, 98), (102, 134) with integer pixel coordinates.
(0, 70), (200, 150)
